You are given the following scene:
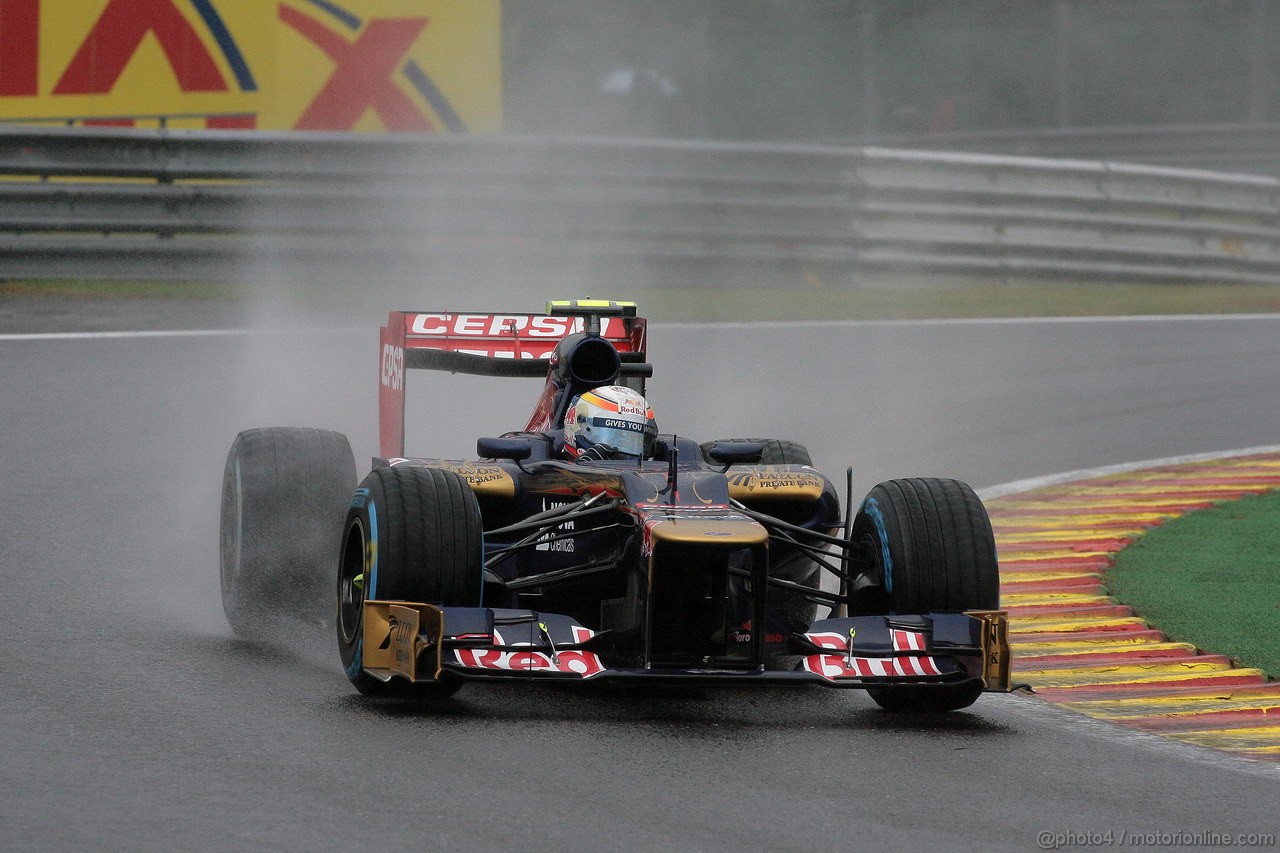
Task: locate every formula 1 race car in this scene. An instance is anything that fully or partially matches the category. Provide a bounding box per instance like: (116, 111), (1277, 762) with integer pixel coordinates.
(220, 300), (1010, 712)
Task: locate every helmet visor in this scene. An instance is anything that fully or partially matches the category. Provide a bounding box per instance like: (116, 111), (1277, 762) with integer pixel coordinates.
(583, 416), (654, 458)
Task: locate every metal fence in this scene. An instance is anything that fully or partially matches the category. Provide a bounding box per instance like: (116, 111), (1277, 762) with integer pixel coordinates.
(1, 126), (1278, 286)
(849, 122), (1280, 178)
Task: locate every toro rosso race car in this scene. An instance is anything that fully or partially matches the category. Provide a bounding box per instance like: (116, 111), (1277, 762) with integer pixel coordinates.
(220, 300), (1010, 712)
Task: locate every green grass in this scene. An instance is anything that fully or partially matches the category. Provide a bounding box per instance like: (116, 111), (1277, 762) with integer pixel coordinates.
(6, 277), (1280, 321)
(1109, 489), (1280, 679)
(0, 279), (246, 300)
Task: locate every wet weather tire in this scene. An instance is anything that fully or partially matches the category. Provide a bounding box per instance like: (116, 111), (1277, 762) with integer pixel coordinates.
(337, 465), (483, 698)
(220, 427), (356, 639)
(850, 478), (999, 712)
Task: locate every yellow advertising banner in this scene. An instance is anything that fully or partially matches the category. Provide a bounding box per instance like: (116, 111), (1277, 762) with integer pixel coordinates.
(0, 0), (501, 132)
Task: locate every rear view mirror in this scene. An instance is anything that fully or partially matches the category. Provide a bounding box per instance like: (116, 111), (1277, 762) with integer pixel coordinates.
(708, 442), (765, 465)
(477, 437), (532, 461)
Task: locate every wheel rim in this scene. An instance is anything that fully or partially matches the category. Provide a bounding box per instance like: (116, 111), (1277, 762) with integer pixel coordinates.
(337, 518), (366, 645)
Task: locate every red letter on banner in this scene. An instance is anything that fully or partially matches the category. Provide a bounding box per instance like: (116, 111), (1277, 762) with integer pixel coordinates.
(279, 4), (431, 131)
(53, 0), (227, 94)
(0, 0), (39, 95)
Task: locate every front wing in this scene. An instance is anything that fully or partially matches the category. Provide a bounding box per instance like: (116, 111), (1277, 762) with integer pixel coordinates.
(360, 601), (1011, 692)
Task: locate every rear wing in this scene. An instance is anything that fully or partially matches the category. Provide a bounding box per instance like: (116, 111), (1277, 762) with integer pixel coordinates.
(379, 302), (647, 457)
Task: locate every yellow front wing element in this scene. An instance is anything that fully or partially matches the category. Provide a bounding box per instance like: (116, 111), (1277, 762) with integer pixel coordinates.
(361, 601), (445, 683)
(966, 610), (1012, 691)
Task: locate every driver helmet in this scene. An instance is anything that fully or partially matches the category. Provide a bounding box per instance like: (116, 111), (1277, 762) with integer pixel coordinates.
(563, 385), (657, 460)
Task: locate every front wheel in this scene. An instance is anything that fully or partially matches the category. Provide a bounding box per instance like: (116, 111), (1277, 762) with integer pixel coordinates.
(337, 465), (483, 698)
(850, 477), (999, 712)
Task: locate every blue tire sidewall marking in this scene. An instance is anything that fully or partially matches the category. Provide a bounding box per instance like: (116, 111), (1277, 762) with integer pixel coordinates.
(345, 637), (364, 678)
(864, 497), (893, 594)
(367, 499), (378, 600)
(346, 497), (377, 678)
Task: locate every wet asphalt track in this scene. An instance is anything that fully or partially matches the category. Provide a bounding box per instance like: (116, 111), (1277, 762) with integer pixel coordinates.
(3, 301), (1279, 852)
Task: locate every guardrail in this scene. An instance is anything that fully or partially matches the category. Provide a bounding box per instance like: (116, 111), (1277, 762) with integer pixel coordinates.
(852, 122), (1280, 178)
(1, 126), (1278, 286)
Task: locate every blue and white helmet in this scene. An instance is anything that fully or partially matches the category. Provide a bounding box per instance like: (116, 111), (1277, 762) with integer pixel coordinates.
(563, 385), (657, 459)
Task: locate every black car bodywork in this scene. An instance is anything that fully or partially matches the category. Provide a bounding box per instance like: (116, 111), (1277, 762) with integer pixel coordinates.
(222, 300), (1010, 712)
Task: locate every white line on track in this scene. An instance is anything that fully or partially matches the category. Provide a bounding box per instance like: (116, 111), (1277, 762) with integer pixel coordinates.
(979, 444), (1280, 500)
(663, 312), (1280, 331)
(4, 312), (1280, 342)
(10, 333), (1274, 545)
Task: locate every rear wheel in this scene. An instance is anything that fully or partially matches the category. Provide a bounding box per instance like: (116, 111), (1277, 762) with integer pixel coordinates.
(337, 465), (483, 697)
(220, 427), (355, 639)
(850, 478), (998, 712)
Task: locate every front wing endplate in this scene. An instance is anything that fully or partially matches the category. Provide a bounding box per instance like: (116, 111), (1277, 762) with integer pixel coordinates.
(361, 601), (444, 684)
